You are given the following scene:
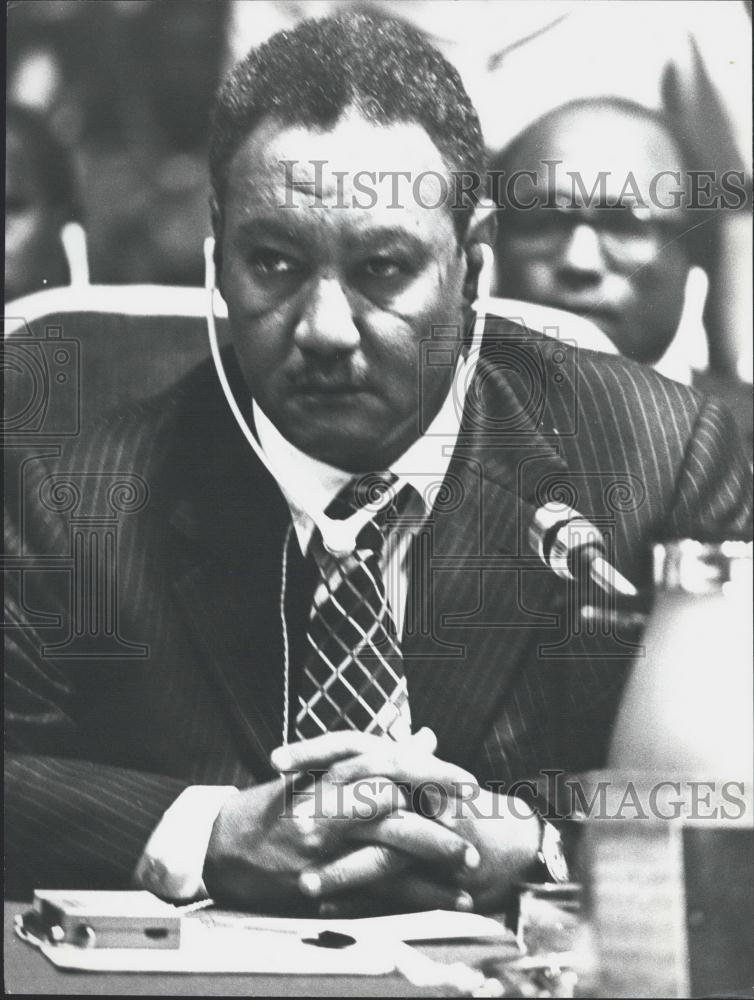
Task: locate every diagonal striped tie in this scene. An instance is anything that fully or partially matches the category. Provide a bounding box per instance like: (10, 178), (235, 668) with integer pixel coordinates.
(295, 473), (411, 741)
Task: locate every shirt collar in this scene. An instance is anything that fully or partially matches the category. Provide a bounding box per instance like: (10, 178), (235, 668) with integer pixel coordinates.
(253, 381), (463, 555)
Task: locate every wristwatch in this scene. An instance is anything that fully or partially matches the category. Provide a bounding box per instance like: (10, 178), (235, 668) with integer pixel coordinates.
(533, 817), (571, 884)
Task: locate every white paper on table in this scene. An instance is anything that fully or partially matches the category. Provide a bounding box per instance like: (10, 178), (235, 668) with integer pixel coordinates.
(196, 907), (509, 942)
(19, 908), (512, 975)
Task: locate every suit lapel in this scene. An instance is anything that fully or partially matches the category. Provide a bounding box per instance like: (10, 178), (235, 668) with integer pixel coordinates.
(404, 324), (571, 769)
(171, 548), (284, 777)
(162, 328), (575, 775)
(163, 359), (299, 780)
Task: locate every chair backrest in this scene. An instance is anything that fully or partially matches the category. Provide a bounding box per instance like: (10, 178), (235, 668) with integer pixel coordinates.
(4, 285), (230, 436)
(5, 284), (749, 448)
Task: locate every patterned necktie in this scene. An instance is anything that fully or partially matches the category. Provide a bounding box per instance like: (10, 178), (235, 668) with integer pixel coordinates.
(295, 474), (411, 741)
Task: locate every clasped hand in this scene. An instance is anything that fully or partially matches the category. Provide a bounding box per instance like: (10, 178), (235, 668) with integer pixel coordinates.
(203, 728), (540, 915)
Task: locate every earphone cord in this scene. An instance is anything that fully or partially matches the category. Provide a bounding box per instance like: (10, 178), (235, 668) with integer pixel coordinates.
(207, 236), (495, 748)
(279, 523), (293, 747)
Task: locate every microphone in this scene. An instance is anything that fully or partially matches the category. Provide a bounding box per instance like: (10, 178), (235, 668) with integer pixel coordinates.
(529, 502), (638, 597)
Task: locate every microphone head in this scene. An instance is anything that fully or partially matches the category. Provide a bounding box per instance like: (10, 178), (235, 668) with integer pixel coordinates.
(529, 502), (583, 563)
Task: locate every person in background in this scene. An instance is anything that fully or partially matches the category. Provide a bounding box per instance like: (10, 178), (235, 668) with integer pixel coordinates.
(5, 105), (82, 302)
(490, 99), (699, 371)
(490, 98), (753, 446)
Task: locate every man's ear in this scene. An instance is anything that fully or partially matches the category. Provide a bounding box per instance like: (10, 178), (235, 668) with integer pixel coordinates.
(463, 200), (497, 307)
(210, 195), (224, 296)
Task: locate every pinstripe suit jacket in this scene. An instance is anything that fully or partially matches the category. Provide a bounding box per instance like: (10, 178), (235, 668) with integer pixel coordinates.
(5, 320), (751, 896)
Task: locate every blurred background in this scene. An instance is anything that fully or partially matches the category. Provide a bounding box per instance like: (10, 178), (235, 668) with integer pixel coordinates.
(7, 0), (228, 288)
(5, 0), (752, 391)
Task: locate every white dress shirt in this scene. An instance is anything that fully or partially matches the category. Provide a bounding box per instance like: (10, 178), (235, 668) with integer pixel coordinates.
(135, 380), (465, 900)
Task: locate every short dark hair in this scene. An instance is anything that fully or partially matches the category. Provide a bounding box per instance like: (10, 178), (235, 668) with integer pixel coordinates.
(209, 10), (484, 241)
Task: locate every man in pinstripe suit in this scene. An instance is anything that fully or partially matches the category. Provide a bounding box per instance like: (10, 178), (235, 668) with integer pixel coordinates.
(5, 12), (752, 915)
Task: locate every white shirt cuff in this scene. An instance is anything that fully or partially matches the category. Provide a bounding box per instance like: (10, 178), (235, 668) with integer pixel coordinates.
(134, 785), (239, 901)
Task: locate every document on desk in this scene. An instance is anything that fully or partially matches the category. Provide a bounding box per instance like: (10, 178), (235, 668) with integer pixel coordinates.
(19, 907), (512, 974)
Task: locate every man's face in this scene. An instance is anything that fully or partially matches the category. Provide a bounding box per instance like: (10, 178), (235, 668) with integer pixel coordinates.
(495, 107), (690, 364)
(218, 113), (467, 471)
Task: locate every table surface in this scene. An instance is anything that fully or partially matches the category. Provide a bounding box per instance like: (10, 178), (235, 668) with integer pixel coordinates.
(4, 902), (519, 996)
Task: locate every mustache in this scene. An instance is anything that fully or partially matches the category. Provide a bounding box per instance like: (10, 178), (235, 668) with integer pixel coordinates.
(287, 364), (370, 392)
